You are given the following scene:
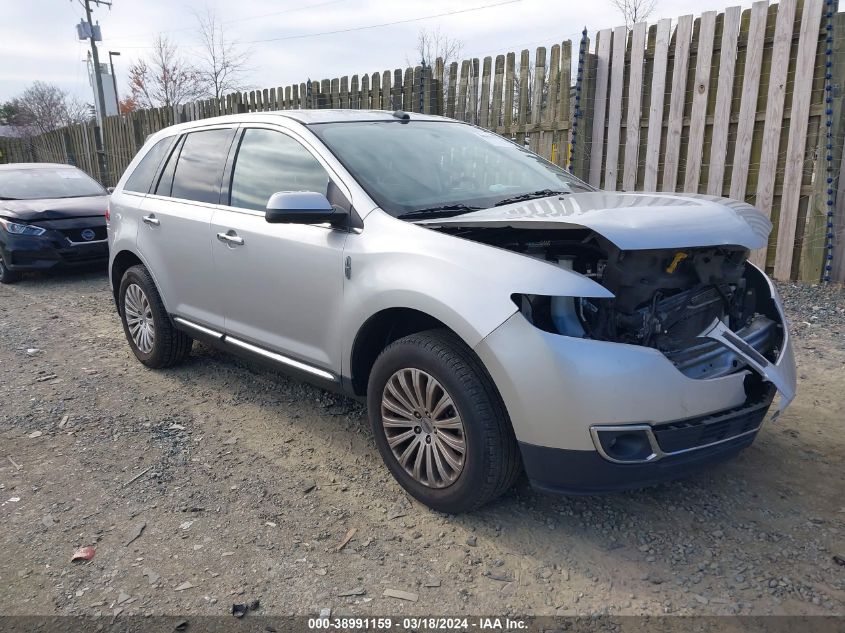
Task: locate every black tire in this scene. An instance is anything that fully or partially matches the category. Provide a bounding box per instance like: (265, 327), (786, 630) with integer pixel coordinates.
(118, 264), (192, 368)
(367, 329), (521, 513)
(0, 253), (21, 284)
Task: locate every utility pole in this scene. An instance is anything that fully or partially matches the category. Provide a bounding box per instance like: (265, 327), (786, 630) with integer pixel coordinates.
(78, 0), (111, 182)
(108, 50), (121, 108)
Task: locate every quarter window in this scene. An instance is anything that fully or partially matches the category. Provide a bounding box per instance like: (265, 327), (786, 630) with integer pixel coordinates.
(124, 136), (177, 194)
(229, 129), (329, 211)
(170, 128), (236, 204)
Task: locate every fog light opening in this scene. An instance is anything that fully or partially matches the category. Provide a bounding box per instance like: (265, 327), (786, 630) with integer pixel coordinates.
(595, 428), (656, 463)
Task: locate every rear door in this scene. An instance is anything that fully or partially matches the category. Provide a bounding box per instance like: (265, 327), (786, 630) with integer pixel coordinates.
(137, 126), (236, 328)
(211, 126), (349, 372)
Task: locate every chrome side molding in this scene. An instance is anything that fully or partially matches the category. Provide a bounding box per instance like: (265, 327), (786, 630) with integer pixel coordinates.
(173, 316), (335, 382)
(173, 317), (224, 340)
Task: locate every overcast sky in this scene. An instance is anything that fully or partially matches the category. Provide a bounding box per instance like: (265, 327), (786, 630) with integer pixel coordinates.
(0, 0), (760, 104)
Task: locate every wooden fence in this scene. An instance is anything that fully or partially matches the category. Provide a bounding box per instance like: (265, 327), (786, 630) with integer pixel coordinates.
(0, 0), (841, 282)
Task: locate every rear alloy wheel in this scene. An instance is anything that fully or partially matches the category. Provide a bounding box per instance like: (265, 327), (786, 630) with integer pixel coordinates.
(0, 253), (21, 284)
(368, 329), (521, 513)
(119, 264), (192, 368)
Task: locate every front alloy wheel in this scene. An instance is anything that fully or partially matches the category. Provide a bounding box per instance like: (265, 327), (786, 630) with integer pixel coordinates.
(381, 368), (467, 488)
(368, 330), (522, 513)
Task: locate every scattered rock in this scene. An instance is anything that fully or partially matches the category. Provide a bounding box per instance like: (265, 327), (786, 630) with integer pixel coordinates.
(301, 480), (317, 494)
(174, 582), (195, 591)
(142, 567), (160, 585)
(27, 431), (43, 439)
(41, 514), (55, 528)
(337, 587), (366, 597)
(383, 588), (418, 602)
(125, 521), (146, 546)
(466, 535), (477, 547)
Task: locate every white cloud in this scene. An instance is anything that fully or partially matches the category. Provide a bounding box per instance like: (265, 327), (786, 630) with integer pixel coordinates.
(0, 0), (759, 104)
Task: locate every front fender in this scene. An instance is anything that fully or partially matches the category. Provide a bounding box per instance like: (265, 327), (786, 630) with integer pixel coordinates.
(341, 209), (611, 373)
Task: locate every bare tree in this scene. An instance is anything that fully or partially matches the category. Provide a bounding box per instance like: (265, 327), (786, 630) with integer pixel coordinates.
(411, 27), (464, 68)
(127, 35), (204, 109)
(194, 8), (253, 100)
(3, 82), (90, 134)
(609, 0), (656, 28)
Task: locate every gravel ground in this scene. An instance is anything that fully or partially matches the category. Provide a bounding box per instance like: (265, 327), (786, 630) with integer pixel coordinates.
(0, 269), (843, 619)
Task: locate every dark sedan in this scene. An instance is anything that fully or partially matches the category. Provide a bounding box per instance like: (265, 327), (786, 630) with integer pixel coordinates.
(0, 163), (109, 283)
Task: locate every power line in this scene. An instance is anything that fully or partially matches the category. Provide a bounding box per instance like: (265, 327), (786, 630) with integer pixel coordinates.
(100, 0), (352, 43)
(242, 0), (522, 45)
(110, 0), (522, 49)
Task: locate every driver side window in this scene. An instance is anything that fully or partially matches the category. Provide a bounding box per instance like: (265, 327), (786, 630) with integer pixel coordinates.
(229, 128), (329, 211)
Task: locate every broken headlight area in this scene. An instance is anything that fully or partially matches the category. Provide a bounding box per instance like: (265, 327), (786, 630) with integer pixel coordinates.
(479, 228), (784, 380)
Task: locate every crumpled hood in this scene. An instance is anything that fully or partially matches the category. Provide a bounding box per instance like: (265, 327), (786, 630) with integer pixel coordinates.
(0, 195), (109, 222)
(417, 191), (771, 250)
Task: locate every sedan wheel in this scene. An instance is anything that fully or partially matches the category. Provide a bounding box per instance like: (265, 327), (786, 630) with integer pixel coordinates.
(0, 253), (22, 284)
(381, 368), (466, 488)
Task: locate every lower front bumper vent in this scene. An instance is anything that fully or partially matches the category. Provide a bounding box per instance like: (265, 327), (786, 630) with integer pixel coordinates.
(591, 389), (775, 464)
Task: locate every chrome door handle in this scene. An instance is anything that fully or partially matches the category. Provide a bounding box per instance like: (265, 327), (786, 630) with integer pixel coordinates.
(142, 214), (160, 226)
(216, 231), (244, 246)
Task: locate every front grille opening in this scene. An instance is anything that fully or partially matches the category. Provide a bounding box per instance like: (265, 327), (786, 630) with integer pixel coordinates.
(651, 387), (774, 454)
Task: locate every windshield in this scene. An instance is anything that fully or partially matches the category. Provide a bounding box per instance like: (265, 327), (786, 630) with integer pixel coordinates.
(0, 167), (107, 200)
(310, 120), (593, 217)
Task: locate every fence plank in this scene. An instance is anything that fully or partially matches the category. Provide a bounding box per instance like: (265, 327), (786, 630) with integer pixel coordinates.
(546, 44), (561, 163)
(604, 26), (627, 191)
(623, 21), (647, 191)
(706, 6), (742, 196)
(643, 18), (671, 191)
(479, 56), (492, 129)
(729, 1), (768, 201)
(491, 55), (505, 130)
(683, 10), (717, 192)
(773, 0), (824, 279)
(516, 49), (530, 145)
(750, 0), (797, 268)
(662, 14), (693, 192)
(588, 29), (612, 187)
(503, 52), (516, 134)
(530, 47), (547, 153)
(468, 58), (480, 124)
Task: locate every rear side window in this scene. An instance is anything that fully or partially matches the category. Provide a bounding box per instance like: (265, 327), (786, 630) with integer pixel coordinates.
(124, 136), (177, 194)
(229, 129), (329, 211)
(170, 128), (235, 204)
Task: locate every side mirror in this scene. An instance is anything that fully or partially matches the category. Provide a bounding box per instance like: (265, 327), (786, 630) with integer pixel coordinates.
(106, 187), (115, 194)
(265, 191), (346, 226)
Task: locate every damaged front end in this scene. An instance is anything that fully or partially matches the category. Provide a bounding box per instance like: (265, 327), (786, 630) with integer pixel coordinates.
(436, 225), (794, 415)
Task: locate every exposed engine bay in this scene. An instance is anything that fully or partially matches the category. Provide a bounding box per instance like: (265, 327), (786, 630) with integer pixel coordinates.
(437, 226), (785, 380)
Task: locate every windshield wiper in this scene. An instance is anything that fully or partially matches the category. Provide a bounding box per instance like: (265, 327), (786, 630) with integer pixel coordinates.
(398, 204), (483, 219)
(493, 189), (569, 207)
(0, 196), (18, 200)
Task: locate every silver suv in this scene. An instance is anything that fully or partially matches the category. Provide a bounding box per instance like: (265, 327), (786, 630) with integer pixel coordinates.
(108, 110), (796, 512)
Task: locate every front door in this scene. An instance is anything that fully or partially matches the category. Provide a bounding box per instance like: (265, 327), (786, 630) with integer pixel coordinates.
(211, 127), (348, 372)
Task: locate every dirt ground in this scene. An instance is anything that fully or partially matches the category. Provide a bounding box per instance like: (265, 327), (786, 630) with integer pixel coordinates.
(0, 268), (843, 619)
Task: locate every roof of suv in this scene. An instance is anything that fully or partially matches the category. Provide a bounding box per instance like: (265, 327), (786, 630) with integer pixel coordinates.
(159, 109), (451, 134)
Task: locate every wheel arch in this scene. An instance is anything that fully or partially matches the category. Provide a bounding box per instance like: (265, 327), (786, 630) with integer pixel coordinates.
(348, 307), (454, 396)
(110, 249), (145, 311)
